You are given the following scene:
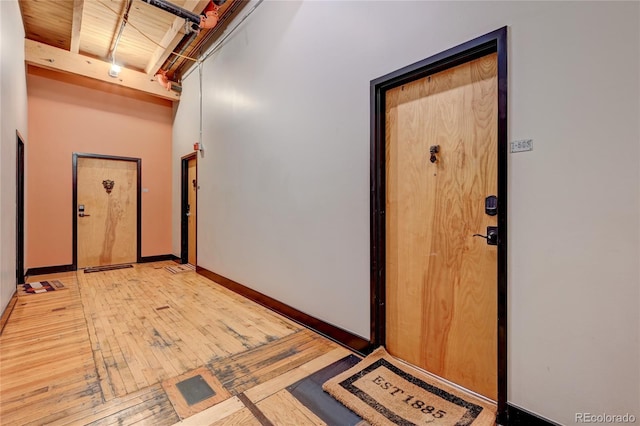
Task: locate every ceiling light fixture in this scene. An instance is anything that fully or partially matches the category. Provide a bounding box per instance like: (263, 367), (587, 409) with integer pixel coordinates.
(109, 62), (121, 78)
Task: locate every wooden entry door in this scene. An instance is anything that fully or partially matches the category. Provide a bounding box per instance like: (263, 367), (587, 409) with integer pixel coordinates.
(76, 156), (139, 268)
(385, 52), (498, 400)
(187, 157), (197, 265)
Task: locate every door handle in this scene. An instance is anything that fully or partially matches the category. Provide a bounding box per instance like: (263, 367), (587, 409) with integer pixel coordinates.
(473, 226), (498, 245)
(78, 213), (91, 217)
(186, 212), (191, 217)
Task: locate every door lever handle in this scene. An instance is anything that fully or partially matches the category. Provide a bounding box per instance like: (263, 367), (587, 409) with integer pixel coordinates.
(78, 213), (91, 217)
(473, 226), (498, 245)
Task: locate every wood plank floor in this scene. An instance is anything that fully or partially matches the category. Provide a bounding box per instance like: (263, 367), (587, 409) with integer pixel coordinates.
(0, 262), (355, 425)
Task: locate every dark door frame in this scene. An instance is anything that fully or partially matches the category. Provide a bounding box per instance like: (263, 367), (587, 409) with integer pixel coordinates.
(180, 153), (197, 265)
(72, 153), (142, 269)
(16, 132), (25, 285)
(369, 27), (508, 422)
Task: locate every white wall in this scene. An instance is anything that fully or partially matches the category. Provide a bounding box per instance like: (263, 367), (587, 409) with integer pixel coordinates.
(172, 68), (200, 257)
(0, 0), (28, 314)
(173, 1), (639, 423)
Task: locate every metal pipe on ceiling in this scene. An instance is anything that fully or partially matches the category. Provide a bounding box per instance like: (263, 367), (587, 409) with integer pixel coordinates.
(142, 0), (229, 87)
(140, 0), (227, 30)
(109, 0), (133, 64)
(164, 31), (199, 72)
(174, 0), (246, 79)
(139, 0), (201, 26)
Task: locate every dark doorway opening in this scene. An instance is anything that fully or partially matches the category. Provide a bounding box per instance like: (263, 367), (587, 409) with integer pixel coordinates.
(181, 153), (197, 265)
(16, 132), (25, 285)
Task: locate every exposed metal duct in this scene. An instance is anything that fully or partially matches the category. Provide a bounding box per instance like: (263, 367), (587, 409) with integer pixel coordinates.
(143, 0), (228, 90)
(140, 0), (201, 25)
(140, 0), (227, 31)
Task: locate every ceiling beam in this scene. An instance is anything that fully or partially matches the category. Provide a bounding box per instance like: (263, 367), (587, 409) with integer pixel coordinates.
(25, 39), (180, 101)
(70, 0), (85, 53)
(144, 0), (209, 76)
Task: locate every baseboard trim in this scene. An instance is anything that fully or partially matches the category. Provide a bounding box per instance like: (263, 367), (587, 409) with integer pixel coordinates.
(197, 267), (372, 355)
(25, 264), (76, 277)
(0, 291), (18, 336)
(139, 254), (179, 263)
(507, 403), (559, 425)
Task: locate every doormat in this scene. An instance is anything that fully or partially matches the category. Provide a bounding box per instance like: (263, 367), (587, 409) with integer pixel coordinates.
(22, 280), (65, 294)
(165, 264), (195, 274)
(322, 347), (496, 426)
(84, 264), (133, 273)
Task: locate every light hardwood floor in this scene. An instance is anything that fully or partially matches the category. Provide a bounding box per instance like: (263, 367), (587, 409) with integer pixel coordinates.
(0, 262), (354, 425)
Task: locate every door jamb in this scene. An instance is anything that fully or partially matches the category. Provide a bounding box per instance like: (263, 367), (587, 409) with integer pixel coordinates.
(72, 153), (142, 269)
(16, 132), (25, 285)
(369, 27), (508, 423)
(180, 153), (197, 265)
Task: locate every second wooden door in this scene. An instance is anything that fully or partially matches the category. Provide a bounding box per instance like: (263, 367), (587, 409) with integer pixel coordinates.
(77, 157), (138, 268)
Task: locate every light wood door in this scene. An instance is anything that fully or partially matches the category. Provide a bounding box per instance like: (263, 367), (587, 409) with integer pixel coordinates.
(187, 157), (197, 265)
(385, 53), (498, 399)
(77, 157), (137, 268)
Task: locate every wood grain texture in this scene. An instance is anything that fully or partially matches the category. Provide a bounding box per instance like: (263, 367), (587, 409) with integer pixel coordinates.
(144, 0), (210, 75)
(0, 263), (358, 425)
(47, 384), (179, 426)
(187, 157), (197, 265)
(25, 39), (181, 101)
(79, 0), (180, 71)
(209, 407), (262, 426)
(77, 157), (137, 268)
(79, 262), (300, 400)
(210, 329), (340, 395)
(198, 267), (371, 353)
(257, 389), (326, 426)
(19, 0), (74, 50)
(385, 53), (498, 399)
(70, 0), (85, 54)
(0, 273), (103, 425)
(244, 347), (353, 404)
(172, 396), (246, 426)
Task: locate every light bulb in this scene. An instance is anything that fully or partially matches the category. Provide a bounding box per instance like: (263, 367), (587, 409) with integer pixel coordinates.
(109, 63), (121, 78)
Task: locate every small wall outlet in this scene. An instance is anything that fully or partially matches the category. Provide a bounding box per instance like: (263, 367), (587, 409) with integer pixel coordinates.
(511, 139), (533, 153)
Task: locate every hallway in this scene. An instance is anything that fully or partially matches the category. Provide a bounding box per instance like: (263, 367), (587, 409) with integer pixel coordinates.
(0, 262), (355, 425)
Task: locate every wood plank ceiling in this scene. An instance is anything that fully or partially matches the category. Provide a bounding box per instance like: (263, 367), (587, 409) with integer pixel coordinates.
(19, 0), (245, 101)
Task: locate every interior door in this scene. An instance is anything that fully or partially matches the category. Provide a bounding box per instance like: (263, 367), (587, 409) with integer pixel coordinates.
(385, 52), (498, 400)
(187, 157), (197, 265)
(77, 157), (138, 268)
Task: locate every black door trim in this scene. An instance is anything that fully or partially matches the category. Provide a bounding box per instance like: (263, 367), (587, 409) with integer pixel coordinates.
(369, 27), (508, 423)
(16, 132), (25, 285)
(180, 153), (197, 265)
(72, 153), (142, 269)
